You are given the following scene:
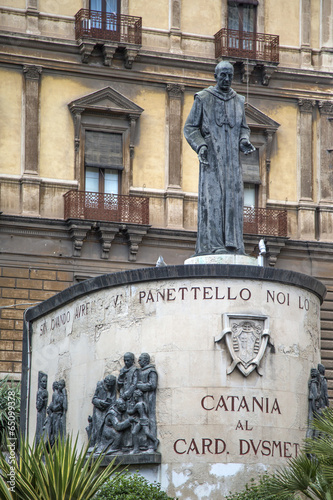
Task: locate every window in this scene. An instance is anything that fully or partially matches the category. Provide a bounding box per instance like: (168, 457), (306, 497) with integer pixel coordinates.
(89, 0), (120, 33)
(228, 1), (257, 33)
(90, 0), (120, 13)
(228, 1), (258, 56)
(84, 130), (123, 195)
(68, 85), (144, 201)
(84, 130), (123, 218)
(242, 147), (259, 232)
(244, 183), (257, 208)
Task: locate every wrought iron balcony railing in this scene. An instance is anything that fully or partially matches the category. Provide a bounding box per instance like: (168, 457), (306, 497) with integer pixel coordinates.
(243, 207), (287, 237)
(64, 190), (149, 225)
(74, 9), (142, 45)
(215, 28), (279, 63)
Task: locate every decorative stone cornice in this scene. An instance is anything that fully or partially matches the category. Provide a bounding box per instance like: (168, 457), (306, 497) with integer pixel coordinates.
(23, 65), (42, 80)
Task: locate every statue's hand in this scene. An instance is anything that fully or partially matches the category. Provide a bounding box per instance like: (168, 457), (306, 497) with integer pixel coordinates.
(240, 139), (256, 155)
(198, 145), (209, 165)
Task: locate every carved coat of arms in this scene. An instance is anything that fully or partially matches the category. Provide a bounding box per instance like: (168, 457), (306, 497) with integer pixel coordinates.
(215, 314), (270, 377)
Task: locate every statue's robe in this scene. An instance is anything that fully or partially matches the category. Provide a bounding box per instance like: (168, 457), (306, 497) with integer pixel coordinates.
(184, 86), (250, 255)
(137, 364), (158, 439)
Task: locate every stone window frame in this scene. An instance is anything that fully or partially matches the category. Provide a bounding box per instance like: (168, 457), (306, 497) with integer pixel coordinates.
(244, 103), (280, 208)
(68, 87), (143, 195)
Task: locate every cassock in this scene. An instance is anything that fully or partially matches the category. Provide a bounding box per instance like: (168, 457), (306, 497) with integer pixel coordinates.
(184, 86), (250, 255)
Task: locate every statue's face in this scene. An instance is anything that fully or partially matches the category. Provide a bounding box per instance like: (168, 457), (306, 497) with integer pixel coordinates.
(117, 400), (126, 412)
(138, 354), (149, 368)
(215, 66), (233, 92)
(41, 377), (47, 389)
(124, 354), (134, 368)
(104, 377), (115, 391)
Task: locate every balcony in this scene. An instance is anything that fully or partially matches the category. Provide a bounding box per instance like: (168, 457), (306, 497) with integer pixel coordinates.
(64, 190), (149, 225)
(75, 9), (142, 45)
(243, 207), (287, 237)
(214, 28), (279, 64)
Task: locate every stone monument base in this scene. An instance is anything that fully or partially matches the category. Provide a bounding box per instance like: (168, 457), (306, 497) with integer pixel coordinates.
(99, 452), (162, 466)
(184, 254), (258, 266)
(23, 265), (326, 499)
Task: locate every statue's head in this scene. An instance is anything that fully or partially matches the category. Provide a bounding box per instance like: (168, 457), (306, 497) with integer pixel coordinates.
(124, 352), (135, 368)
(104, 374), (116, 390)
(138, 352), (150, 368)
(318, 363), (325, 375)
(58, 379), (65, 390)
(52, 381), (59, 391)
(214, 61), (234, 92)
(41, 376), (47, 389)
(133, 389), (143, 401)
(116, 398), (126, 412)
(311, 368), (318, 378)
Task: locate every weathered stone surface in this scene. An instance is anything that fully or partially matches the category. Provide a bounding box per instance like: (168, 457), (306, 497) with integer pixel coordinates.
(23, 265), (325, 498)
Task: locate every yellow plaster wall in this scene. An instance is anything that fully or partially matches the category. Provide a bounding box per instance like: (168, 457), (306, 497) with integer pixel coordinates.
(182, 93), (199, 193)
(133, 89), (166, 190)
(181, 0), (221, 36)
(39, 0), (81, 16)
(0, 69), (22, 176)
(266, 0), (299, 47)
(129, 0), (169, 30)
(261, 102), (298, 203)
(1, 0), (25, 7)
(39, 76), (88, 180)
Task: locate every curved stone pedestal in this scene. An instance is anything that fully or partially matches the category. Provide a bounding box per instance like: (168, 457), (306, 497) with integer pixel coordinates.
(22, 265), (326, 499)
(185, 254), (258, 266)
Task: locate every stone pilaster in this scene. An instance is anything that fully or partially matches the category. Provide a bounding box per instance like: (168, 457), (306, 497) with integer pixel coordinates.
(298, 99), (314, 201)
(165, 83), (185, 229)
(166, 83), (184, 189)
(300, 0), (311, 67)
(318, 100), (333, 201)
(26, 0), (40, 35)
(170, 0), (182, 53)
(321, 0), (333, 48)
(297, 99), (315, 239)
(317, 100), (333, 240)
(320, 0), (333, 68)
(23, 65), (42, 176)
(22, 65), (42, 216)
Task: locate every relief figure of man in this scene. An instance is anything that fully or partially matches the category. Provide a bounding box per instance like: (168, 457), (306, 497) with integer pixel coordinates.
(89, 374), (117, 448)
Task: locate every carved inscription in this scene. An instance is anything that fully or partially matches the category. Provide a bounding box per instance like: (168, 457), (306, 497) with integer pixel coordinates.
(138, 285), (314, 312)
(38, 284), (315, 336)
(173, 393), (300, 459)
(39, 301), (92, 334)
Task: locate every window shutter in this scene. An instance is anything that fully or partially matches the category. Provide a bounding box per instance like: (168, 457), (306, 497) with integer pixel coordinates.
(241, 149), (261, 184)
(228, 0), (258, 5)
(85, 131), (123, 170)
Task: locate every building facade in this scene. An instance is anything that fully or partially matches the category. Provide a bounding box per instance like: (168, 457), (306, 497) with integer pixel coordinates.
(0, 0), (333, 395)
